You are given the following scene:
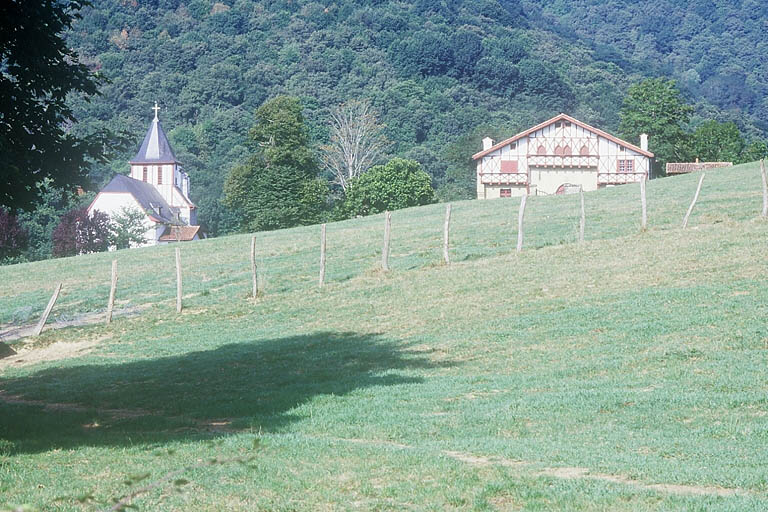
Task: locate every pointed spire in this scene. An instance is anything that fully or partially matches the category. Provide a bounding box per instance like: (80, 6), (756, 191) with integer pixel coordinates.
(130, 103), (179, 164)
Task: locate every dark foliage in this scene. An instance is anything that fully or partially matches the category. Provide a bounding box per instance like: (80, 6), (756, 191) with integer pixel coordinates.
(0, 209), (28, 261)
(0, 0), (122, 212)
(52, 207), (111, 257)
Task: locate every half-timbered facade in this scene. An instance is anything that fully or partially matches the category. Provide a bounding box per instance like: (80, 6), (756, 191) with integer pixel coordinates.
(472, 114), (653, 199)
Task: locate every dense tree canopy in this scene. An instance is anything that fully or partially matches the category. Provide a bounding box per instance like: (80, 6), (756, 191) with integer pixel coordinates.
(0, 0), (117, 212)
(223, 96), (326, 231)
(619, 78), (693, 175)
(340, 158), (436, 218)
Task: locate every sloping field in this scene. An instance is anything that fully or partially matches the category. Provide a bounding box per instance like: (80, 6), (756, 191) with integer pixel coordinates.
(1, 163), (767, 510)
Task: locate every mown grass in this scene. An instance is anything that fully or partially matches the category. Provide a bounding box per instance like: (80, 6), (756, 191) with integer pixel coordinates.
(1, 162), (768, 510)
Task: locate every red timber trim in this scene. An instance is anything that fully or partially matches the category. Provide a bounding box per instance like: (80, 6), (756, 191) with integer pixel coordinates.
(472, 113), (654, 160)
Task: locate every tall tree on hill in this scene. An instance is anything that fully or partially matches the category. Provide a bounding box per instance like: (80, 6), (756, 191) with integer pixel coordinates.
(0, 0), (118, 211)
(319, 99), (390, 192)
(619, 78), (693, 176)
(223, 96), (328, 231)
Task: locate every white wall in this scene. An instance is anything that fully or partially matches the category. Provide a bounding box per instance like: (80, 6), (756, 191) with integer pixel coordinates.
(88, 192), (158, 246)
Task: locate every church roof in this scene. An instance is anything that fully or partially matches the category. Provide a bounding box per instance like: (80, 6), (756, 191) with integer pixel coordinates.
(158, 225), (201, 242)
(130, 111), (179, 164)
(101, 174), (182, 225)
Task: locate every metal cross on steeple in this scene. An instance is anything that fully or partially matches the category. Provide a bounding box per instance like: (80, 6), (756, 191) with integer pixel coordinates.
(152, 102), (160, 121)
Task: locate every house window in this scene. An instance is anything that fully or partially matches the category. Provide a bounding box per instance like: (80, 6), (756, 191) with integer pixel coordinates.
(564, 122), (571, 128)
(142, 167), (148, 181)
(555, 121), (562, 128)
(580, 145), (589, 156)
(500, 188), (512, 198)
(510, 142), (517, 150)
(537, 145), (546, 156)
(157, 166), (163, 184)
(618, 160), (634, 173)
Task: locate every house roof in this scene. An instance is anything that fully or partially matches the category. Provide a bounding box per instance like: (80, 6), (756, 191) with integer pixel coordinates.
(129, 114), (179, 164)
(472, 113), (655, 160)
(158, 225), (201, 242)
(100, 174), (182, 225)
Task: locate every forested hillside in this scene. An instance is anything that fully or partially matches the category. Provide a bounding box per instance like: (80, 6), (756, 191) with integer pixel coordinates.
(63, 0), (767, 236)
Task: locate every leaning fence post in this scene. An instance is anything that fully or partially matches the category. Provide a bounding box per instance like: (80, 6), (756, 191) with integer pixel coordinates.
(640, 174), (648, 231)
(578, 186), (585, 243)
(105, 259), (118, 325)
(34, 283), (62, 336)
(382, 211), (392, 271)
(760, 159), (767, 218)
(175, 247), (182, 313)
(516, 195), (527, 253)
(319, 223), (327, 287)
(250, 236), (259, 298)
(682, 173), (705, 229)
(443, 204), (452, 265)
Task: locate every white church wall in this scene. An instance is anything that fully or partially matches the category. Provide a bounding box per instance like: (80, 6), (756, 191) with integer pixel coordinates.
(89, 192), (158, 247)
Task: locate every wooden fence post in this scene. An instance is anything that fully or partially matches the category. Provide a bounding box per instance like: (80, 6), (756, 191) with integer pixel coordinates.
(106, 259), (118, 325)
(319, 223), (327, 287)
(250, 236), (259, 298)
(443, 204), (452, 265)
(34, 283), (62, 336)
(760, 159), (767, 218)
(175, 247), (182, 313)
(382, 211), (392, 272)
(682, 173), (705, 229)
(640, 175), (648, 231)
(516, 195), (527, 253)
(579, 186), (585, 243)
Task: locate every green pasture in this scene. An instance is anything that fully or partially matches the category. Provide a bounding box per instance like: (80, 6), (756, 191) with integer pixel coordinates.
(1, 163), (768, 510)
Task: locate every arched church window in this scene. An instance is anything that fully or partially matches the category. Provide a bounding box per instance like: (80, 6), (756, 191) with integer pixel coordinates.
(142, 167), (148, 182)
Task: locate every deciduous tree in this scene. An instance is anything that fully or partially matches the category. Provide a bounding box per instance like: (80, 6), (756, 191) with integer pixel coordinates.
(0, 209), (28, 262)
(223, 96), (327, 231)
(0, 0), (117, 211)
(109, 206), (148, 249)
(619, 78), (693, 175)
(319, 100), (390, 191)
(340, 158), (436, 218)
(52, 208), (111, 257)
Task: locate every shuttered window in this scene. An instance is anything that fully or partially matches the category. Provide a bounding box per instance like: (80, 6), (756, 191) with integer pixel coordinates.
(617, 160), (634, 173)
(500, 188), (512, 197)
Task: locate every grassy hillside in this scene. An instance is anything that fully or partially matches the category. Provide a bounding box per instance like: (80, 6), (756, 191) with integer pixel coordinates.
(2, 164), (768, 510)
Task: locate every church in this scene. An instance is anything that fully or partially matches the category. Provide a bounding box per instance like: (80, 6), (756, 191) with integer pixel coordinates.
(88, 104), (201, 245)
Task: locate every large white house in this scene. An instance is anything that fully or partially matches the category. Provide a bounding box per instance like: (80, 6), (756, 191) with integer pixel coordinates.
(472, 113), (653, 198)
(88, 104), (201, 245)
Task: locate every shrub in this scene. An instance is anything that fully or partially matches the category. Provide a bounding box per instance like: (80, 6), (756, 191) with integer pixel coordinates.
(340, 158), (436, 217)
(0, 209), (29, 262)
(52, 208), (111, 257)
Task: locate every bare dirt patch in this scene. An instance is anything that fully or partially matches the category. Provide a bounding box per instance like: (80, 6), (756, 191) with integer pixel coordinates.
(443, 450), (746, 497)
(0, 338), (103, 370)
(0, 306), (142, 344)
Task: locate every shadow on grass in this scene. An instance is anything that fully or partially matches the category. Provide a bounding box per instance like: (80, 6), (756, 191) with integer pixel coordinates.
(0, 332), (449, 454)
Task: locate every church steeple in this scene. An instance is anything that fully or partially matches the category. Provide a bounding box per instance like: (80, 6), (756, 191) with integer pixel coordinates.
(130, 102), (179, 164)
